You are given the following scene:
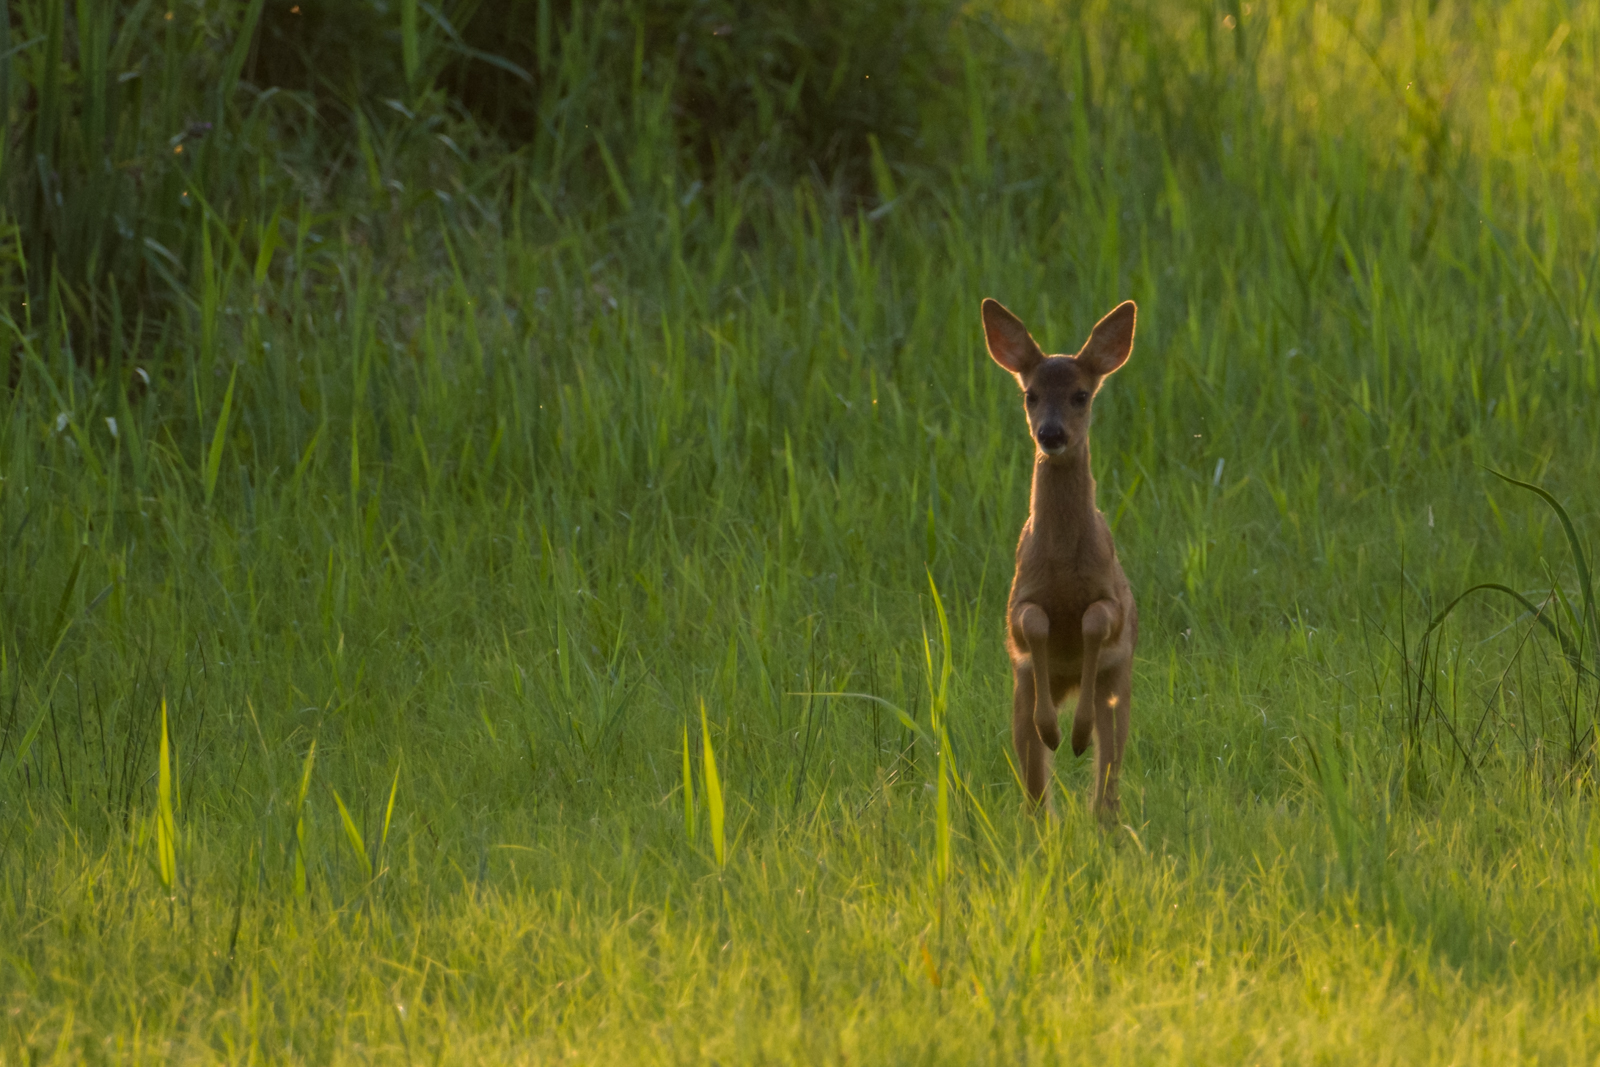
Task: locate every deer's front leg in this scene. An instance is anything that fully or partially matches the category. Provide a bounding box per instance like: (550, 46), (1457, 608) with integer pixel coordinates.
(1013, 602), (1059, 751)
(1071, 599), (1121, 757)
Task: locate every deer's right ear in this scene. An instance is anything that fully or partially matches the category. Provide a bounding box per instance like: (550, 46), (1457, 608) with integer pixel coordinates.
(982, 298), (1044, 377)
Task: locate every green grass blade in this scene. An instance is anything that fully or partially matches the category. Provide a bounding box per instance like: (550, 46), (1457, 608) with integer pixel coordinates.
(416, 3), (532, 85)
(700, 699), (724, 867)
(1486, 468), (1597, 661)
(292, 740), (317, 899)
(935, 726), (950, 886)
(156, 699), (177, 895)
(925, 568), (953, 709)
(253, 206), (281, 287)
(797, 691), (928, 742)
(332, 787), (372, 882)
(595, 136), (633, 214)
(867, 132), (897, 203)
(440, 39), (533, 84)
(379, 759), (401, 860)
(349, 414), (361, 503)
(681, 719), (695, 843)
(203, 366), (238, 507)
(6, 707), (52, 781)
(33, 1), (63, 172)
(290, 420), (325, 496)
(1306, 727), (1357, 890)
(947, 758), (1002, 859)
(1425, 583), (1589, 679)
(217, 0), (266, 120)
(784, 432), (800, 532)
(43, 539), (86, 666)
(0, 9), (10, 195)
(400, 0), (420, 87)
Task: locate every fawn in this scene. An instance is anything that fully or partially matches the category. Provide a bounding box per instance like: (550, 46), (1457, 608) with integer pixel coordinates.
(981, 297), (1138, 821)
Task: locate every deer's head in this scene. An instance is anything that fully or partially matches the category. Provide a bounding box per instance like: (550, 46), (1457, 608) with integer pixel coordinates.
(981, 298), (1135, 462)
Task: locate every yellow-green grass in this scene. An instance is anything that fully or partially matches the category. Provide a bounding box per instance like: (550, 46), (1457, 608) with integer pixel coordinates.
(3, 1), (1599, 1062)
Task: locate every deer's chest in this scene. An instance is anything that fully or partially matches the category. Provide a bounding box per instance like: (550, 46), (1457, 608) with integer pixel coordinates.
(1007, 520), (1125, 653)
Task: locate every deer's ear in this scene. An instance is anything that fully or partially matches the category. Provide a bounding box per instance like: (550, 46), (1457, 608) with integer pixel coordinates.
(1077, 301), (1136, 377)
(981, 298), (1044, 376)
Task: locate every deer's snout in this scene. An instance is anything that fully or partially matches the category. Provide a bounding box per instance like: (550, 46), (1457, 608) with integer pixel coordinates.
(1035, 423), (1068, 454)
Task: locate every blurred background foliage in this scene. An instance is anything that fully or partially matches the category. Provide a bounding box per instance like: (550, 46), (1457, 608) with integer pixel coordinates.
(0, 0), (970, 359)
(9, 0), (1591, 372)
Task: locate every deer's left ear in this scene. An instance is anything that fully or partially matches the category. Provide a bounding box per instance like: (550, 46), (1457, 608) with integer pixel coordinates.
(1077, 301), (1136, 377)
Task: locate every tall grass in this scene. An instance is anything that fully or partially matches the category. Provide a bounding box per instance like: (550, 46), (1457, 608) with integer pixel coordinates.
(2, 0), (1600, 1061)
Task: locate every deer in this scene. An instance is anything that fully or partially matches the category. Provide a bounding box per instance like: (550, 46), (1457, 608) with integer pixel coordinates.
(981, 297), (1138, 823)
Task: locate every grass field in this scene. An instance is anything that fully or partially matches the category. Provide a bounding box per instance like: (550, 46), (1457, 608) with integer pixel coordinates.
(4, 0), (1600, 1062)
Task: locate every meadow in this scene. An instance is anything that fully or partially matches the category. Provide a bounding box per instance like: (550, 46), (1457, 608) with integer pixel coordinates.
(3, 0), (1600, 1062)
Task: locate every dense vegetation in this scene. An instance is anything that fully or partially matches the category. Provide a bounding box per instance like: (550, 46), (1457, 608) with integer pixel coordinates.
(3, 0), (1599, 1061)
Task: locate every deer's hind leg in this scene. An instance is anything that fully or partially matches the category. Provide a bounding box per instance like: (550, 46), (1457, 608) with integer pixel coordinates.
(1011, 662), (1053, 806)
(1071, 599), (1121, 756)
(1090, 657), (1132, 824)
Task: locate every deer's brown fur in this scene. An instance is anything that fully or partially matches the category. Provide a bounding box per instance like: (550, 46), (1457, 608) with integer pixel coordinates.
(981, 297), (1138, 822)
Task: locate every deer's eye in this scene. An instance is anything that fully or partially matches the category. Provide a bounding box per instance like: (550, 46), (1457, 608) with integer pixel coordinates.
(1024, 390), (1038, 406)
(1072, 390), (1090, 406)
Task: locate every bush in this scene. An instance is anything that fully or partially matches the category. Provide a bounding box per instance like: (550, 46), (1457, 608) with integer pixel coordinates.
(1, 0), (962, 366)
(452, 0), (961, 194)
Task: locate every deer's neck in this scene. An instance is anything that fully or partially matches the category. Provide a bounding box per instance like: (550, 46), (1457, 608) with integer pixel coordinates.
(1027, 449), (1098, 543)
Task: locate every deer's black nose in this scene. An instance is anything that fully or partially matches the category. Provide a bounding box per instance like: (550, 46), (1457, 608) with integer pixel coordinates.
(1036, 424), (1067, 451)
